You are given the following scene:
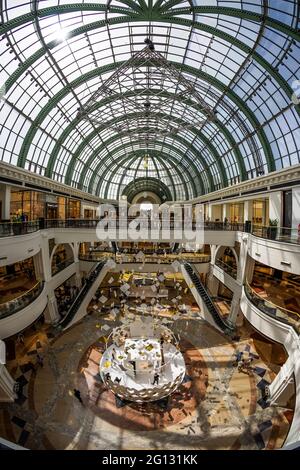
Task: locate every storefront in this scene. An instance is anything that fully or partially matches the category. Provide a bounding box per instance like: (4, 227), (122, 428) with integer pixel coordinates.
(10, 190), (81, 221)
(10, 190), (45, 221)
(252, 199), (268, 226)
(67, 199), (80, 219)
(229, 203), (244, 223)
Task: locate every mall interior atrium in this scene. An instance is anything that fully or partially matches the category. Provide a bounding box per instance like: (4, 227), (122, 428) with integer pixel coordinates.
(0, 0), (300, 452)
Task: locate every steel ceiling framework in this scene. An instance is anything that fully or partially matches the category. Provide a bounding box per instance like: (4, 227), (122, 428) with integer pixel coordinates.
(77, 41), (216, 142)
(0, 0), (299, 201)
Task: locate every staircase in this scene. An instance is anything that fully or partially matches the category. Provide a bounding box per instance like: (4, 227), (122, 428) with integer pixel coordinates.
(57, 261), (106, 330)
(183, 262), (235, 335)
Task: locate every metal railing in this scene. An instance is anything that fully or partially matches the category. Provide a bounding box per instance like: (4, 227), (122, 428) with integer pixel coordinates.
(252, 225), (300, 245)
(183, 261), (235, 335)
(79, 251), (211, 264)
(215, 259), (238, 279)
(0, 218), (300, 246)
(0, 220), (40, 237)
(58, 261), (106, 329)
(244, 280), (300, 334)
(0, 280), (44, 319)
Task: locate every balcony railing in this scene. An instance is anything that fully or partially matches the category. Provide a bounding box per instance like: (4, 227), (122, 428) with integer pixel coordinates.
(0, 220), (40, 237)
(79, 251), (211, 264)
(252, 225), (300, 245)
(1, 218), (300, 246)
(44, 218), (245, 231)
(0, 280), (44, 320)
(215, 259), (238, 279)
(244, 280), (300, 334)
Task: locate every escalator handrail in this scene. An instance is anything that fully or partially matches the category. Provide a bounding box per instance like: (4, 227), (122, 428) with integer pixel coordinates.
(183, 261), (235, 332)
(58, 261), (105, 328)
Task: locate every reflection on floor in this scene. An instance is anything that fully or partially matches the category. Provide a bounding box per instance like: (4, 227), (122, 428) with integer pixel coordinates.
(0, 312), (293, 450)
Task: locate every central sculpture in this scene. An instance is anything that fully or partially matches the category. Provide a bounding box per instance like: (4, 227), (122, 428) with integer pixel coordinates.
(100, 317), (186, 402)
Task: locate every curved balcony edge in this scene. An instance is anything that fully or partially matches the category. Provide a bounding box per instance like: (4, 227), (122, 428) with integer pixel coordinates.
(0, 285), (48, 340)
(0, 281), (44, 320)
(240, 288), (300, 447)
(244, 281), (300, 335)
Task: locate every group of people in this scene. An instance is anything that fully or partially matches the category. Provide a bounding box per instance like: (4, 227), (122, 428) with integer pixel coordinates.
(55, 283), (79, 317)
(234, 350), (254, 374)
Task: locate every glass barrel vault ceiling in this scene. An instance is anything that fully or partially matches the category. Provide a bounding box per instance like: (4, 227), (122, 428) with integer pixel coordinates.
(0, 0), (299, 201)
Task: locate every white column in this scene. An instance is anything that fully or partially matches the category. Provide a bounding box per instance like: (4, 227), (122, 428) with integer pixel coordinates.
(0, 365), (17, 402)
(269, 191), (282, 225)
(292, 186), (300, 229)
(0, 184), (11, 220)
(207, 204), (212, 221)
(222, 203), (230, 222)
(207, 272), (219, 296)
(75, 261), (82, 289)
(44, 295), (60, 324)
(228, 291), (242, 326)
(266, 354), (296, 406)
(210, 244), (217, 264)
(40, 233), (51, 282)
(33, 251), (44, 281)
(244, 255), (255, 284)
(73, 242), (80, 262)
(0, 342), (17, 402)
(237, 234), (249, 284)
(243, 200), (253, 223)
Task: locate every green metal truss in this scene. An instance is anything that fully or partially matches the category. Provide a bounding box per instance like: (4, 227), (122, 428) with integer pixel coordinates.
(99, 152), (192, 200)
(0, 4), (298, 40)
(80, 141), (201, 196)
(63, 111), (227, 187)
(16, 58), (269, 178)
(1, 2), (298, 198)
(11, 13), (293, 176)
(88, 146), (202, 198)
(121, 176), (173, 202)
(48, 88), (245, 184)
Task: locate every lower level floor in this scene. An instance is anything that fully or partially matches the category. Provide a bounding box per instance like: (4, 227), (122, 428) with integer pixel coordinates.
(0, 308), (293, 450)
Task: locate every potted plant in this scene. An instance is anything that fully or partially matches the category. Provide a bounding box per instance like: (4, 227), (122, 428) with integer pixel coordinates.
(267, 218), (278, 240)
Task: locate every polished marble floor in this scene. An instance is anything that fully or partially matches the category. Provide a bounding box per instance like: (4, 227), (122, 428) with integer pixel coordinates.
(0, 311), (293, 450)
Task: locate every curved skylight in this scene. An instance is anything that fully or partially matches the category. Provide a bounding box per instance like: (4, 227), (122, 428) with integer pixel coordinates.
(0, 0), (299, 201)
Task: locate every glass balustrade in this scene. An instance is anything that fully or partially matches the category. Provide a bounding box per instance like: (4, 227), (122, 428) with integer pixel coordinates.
(244, 280), (300, 334)
(79, 252), (211, 264)
(215, 259), (238, 278)
(0, 219), (300, 248)
(252, 225), (300, 245)
(0, 220), (40, 237)
(0, 281), (44, 319)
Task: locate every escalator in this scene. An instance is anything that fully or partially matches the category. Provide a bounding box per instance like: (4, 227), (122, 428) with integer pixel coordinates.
(183, 262), (235, 336)
(57, 261), (106, 330)
(172, 242), (180, 253)
(111, 241), (118, 254)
